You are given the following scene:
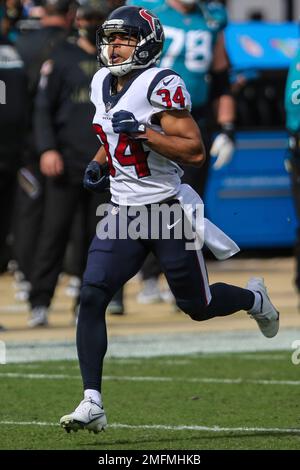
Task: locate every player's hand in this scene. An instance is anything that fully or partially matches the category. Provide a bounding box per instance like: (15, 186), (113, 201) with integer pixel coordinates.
(112, 110), (146, 138)
(210, 124), (235, 170)
(83, 160), (110, 193)
(40, 150), (64, 177)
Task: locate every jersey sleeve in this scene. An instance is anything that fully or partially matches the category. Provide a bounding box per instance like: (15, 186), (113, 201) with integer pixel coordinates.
(149, 74), (192, 114)
(90, 67), (109, 107)
(90, 69), (105, 107)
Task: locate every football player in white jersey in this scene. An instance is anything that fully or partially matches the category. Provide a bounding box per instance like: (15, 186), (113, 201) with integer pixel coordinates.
(60, 6), (279, 434)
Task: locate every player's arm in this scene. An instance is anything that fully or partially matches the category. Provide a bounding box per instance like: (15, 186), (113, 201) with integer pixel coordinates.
(209, 32), (236, 169)
(142, 110), (205, 167)
(83, 145), (110, 193)
(111, 74), (205, 167)
(211, 31), (235, 126)
(112, 109), (205, 167)
(84, 70), (111, 192)
(92, 145), (107, 165)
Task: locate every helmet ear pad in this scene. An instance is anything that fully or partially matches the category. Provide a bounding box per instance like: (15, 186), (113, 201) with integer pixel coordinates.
(96, 6), (165, 74)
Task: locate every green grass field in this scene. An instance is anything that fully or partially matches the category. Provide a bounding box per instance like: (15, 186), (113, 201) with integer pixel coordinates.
(1, 351), (300, 450)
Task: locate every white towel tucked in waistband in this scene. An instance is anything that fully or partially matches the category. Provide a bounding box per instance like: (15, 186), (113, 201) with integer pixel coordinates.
(176, 184), (240, 260)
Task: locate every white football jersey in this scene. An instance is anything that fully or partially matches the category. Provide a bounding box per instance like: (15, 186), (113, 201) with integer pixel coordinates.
(90, 66), (192, 205)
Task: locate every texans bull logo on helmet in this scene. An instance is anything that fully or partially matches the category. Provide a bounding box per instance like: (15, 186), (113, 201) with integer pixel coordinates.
(139, 9), (164, 43)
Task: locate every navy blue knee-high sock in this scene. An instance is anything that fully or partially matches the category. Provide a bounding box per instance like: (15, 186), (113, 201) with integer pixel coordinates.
(76, 285), (111, 392)
(204, 282), (254, 319)
(187, 283), (255, 321)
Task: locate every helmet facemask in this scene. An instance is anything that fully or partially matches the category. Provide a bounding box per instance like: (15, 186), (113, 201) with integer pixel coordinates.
(97, 24), (140, 76)
(97, 15), (164, 77)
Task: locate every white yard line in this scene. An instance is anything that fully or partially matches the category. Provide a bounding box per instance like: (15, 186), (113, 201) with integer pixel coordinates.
(1, 420), (300, 434)
(1, 371), (300, 386)
(3, 328), (300, 362)
(5, 355), (288, 369)
(232, 354), (287, 360)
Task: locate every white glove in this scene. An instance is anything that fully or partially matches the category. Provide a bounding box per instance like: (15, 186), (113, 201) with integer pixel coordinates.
(210, 132), (235, 170)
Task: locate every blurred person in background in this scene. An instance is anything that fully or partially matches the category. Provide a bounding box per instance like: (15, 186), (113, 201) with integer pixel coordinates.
(0, 3), (28, 331)
(0, 0), (26, 42)
(27, 1), (106, 327)
(126, 0), (236, 305)
(12, 0), (77, 298)
(0, 6), (28, 272)
(285, 40), (300, 304)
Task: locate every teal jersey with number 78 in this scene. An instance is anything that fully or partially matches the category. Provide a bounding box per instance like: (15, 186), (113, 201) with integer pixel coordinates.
(127, 0), (228, 107)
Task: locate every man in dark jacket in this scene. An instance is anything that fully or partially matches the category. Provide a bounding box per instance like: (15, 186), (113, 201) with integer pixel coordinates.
(27, 2), (106, 327)
(13, 0), (78, 288)
(0, 25), (28, 269)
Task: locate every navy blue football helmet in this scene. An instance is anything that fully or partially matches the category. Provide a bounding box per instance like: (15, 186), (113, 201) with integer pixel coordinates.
(97, 6), (164, 76)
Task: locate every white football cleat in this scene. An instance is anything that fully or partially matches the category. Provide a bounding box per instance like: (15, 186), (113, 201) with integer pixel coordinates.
(60, 398), (107, 434)
(246, 277), (279, 338)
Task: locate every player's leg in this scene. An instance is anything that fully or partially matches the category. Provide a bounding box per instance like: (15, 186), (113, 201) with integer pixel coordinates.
(77, 235), (147, 388)
(154, 219), (279, 337)
(70, 191), (110, 323)
(60, 210), (148, 433)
